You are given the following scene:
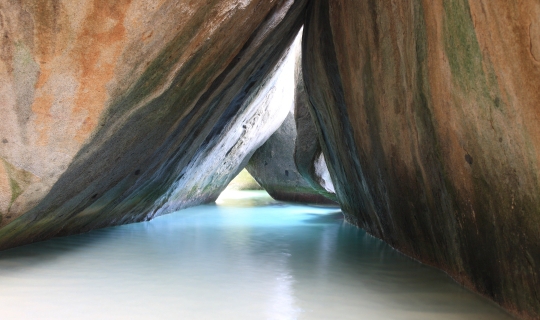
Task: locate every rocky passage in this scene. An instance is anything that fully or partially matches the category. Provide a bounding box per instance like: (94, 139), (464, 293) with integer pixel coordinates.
(0, 0), (539, 318)
(292, 49), (336, 202)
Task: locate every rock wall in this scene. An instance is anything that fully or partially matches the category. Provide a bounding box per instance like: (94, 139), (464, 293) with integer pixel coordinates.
(1, 0), (539, 317)
(0, 0), (307, 249)
(303, 0), (540, 318)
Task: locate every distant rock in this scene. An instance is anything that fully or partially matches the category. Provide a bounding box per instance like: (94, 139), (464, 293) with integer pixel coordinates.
(247, 43), (336, 205)
(247, 110), (336, 205)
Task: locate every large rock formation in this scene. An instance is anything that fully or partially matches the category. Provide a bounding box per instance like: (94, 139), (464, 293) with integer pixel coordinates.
(0, 0), (307, 249)
(303, 0), (540, 318)
(1, 0), (539, 318)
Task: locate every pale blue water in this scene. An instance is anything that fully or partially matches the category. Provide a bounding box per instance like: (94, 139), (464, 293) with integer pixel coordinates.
(0, 190), (513, 319)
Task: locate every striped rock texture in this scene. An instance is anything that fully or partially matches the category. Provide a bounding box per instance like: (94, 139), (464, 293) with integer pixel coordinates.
(303, 0), (540, 318)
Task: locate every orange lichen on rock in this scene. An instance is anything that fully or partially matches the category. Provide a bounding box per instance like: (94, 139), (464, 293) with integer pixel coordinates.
(0, 161), (11, 215)
(31, 93), (54, 146)
(72, 0), (132, 143)
(467, 0), (540, 171)
(0, 0), (308, 254)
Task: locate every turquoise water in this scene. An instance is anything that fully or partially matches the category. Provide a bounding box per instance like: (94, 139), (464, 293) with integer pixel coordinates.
(0, 190), (513, 319)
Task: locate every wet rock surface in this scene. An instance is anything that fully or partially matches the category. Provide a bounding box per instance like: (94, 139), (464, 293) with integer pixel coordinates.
(303, 0), (540, 318)
(150, 37), (297, 216)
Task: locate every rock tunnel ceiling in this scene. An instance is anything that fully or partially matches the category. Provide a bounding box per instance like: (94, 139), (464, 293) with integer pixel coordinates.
(0, 1), (539, 319)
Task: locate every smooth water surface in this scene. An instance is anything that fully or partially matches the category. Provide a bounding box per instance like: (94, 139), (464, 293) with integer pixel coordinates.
(0, 191), (513, 319)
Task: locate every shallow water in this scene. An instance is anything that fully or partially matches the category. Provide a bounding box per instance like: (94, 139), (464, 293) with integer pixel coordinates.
(0, 190), (513, 319)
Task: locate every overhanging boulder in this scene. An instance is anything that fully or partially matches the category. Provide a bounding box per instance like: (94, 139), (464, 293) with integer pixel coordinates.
(0, 0), (307, 249)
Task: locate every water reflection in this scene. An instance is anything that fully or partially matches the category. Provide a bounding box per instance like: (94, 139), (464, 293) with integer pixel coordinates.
(0, 191), (513, 319)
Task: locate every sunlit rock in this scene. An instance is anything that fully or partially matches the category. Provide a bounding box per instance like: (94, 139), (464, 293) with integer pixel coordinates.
(303, 0), (540, 318)
(223, 169), (262, 191)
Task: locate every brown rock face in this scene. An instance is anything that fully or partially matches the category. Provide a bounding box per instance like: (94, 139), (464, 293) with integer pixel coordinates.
(303, 0), (540, 318)
(0, 0), (307, 249)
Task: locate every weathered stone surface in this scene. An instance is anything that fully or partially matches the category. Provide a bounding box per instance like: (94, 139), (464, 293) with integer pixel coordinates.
(0, 0), (307, 249)
(303, 0), (540, 318)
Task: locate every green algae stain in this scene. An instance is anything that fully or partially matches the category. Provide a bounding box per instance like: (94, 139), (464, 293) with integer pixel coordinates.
(8, 178), (22, 207)
(105, 0), (223, 120)
(1, 159), (22, 207)
(13, 41), (41, 129)
(443, 0), (484, 90)
(1, 159), (36, 209)
(442, 0), (506, 106)
(14, 42), (36, 67)
(442, 1), (504, 113)
(442, 0), (507, 133)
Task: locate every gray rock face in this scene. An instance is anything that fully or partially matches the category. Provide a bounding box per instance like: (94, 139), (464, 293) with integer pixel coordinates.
(0, 0), (308, 250)
(151, 38), (297, 216)
(247, 110), (335, 204)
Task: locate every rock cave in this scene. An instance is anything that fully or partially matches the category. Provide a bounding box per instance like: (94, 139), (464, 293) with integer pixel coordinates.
(0, 0), (539, 319)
